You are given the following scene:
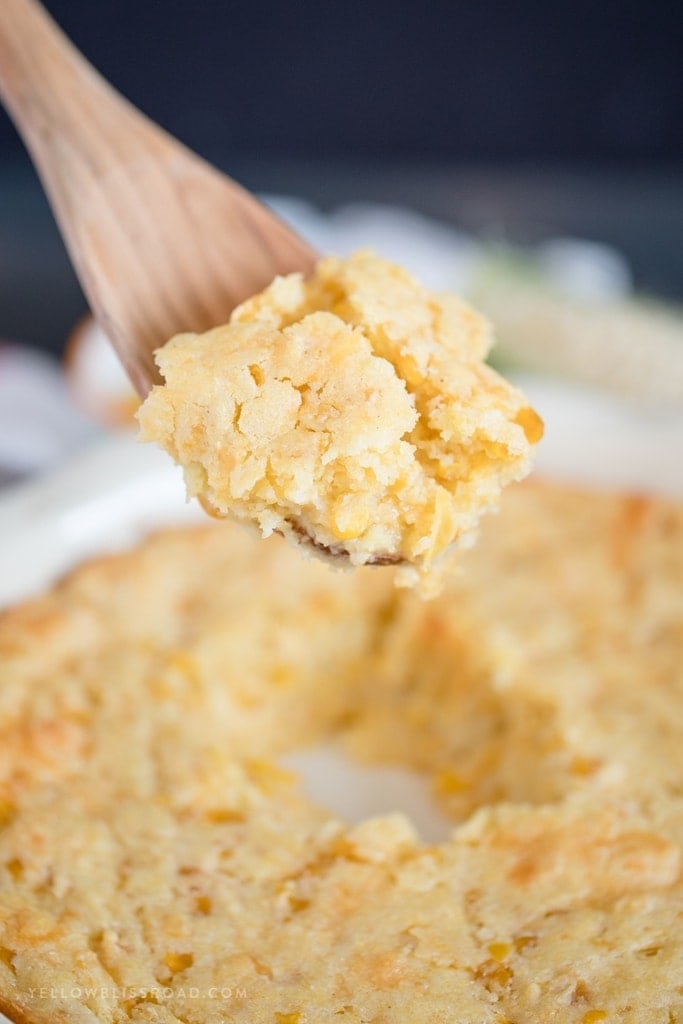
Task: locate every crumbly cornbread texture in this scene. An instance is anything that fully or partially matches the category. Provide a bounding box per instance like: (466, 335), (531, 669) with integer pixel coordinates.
(137, 251), (542, 587)
(1, 480), (683, 1023)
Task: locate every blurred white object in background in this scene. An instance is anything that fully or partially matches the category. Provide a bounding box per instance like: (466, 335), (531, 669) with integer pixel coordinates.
(471, 257), (683, 405)
(537, 237), (632, 300)
(0, 343), (96, 483)
(326, 202), (479, 291)
(64, 316), (138, 426)
(265, 196), (479, 290)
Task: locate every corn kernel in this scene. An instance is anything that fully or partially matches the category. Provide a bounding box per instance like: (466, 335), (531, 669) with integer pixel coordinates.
(288, 895), (311, 913)
(205, 807), (245, 825)
(475, 959), (513, 987)
(488, 942), (512, 962)
(570, 755), (602, 777)
(492, 965), (512, 986)
(164, 952), (194, 974)
(195, 895), (211, 915)
(0, 798), (14, 827)
(515, 406), (544, 444)
(167, 651), (199, 679)
(331, 500), (371, 541)
(434, 768), (467, 795)
(481, 440), (509, 461)
(247, 759), (295, 792)
(5, 858), (23, 881)
(582, 1013), (608, 1024)
(0, 946), (14, 968)
(270, 665), (296, 688)
(276, 1014), (301, 1024)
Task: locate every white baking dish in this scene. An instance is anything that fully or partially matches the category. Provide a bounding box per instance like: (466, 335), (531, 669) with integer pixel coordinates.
(0, 374), (681, 1024)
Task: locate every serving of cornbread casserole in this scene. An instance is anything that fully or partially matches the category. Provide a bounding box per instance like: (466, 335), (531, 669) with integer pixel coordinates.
(137, 252), (542, 589)
(0, 478), (682, 1023)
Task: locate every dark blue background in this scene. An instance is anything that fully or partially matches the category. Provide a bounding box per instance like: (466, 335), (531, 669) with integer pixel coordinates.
(1, 0), (682, 355)
(2, 0), (682, 164)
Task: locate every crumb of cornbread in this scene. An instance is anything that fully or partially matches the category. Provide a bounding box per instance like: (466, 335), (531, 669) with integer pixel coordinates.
(1, 481), (683, 1023)
(137, 250), (543, 587)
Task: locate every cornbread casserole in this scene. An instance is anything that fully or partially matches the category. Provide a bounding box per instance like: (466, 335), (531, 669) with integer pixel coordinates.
(1, 479), (682, 1023)
(137, 252), (542, 588)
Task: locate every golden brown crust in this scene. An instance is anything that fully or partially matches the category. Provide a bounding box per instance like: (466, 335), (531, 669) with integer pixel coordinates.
(0, 480), (682, 1022)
